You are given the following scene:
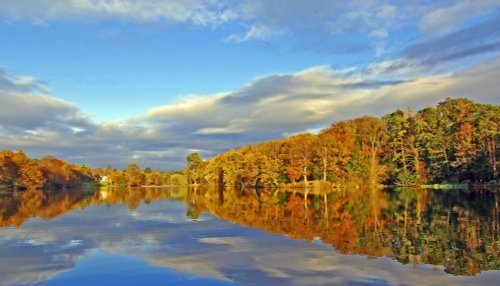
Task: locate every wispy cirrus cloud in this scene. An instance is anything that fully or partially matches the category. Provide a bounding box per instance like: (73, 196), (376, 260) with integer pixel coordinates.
(225, 25), (284, 43)
(0, 1), (430, 43)
(406, 10), (500, 66)
(362, 10), (500, 78)
(420, 0), (500, 35)
(1, 1), (499, 52)
(2, 0), (498, 64)
(0, 0), (235, 26)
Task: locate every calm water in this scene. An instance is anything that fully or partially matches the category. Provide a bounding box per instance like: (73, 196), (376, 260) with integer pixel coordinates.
(0, 186), (498, 285)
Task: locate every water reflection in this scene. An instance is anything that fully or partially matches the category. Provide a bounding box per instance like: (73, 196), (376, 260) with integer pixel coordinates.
(192, 186), (499, 276)
(0, 186), (498, 285)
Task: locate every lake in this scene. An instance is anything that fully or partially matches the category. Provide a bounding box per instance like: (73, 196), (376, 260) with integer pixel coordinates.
(0, 186), (498, 285)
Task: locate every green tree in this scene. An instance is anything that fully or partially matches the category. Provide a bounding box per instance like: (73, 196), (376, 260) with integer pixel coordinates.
(186, 152), (203, 185)
(384, 109), (425, 185)
(352, 116), (387, 186)
(416, 107), (450, 182)
(472, 104), (499, 180)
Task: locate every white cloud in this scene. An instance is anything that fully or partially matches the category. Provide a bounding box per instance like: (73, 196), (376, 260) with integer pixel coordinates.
(193, 126), (245, 135)
(1, 53), (499, 170)
(421, 0), (500, 35)
(369, 29), (388, 38)
(132, 56), (499, 163)
(0, 69), (92, 133)
(225, 25), (284, 43)
(327, 3), (406, 36)
(3, 0), (497, 61)
(0, 0), (235, 26)
(0, 1), (423, 46)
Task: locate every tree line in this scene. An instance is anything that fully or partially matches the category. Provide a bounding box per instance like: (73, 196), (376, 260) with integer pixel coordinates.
(186, 98), (499, 188)
(0, 151), (186, 190)
(98, 163), (187, 187)
(1, 97), (498, 191)
(0, 150), (96, 190)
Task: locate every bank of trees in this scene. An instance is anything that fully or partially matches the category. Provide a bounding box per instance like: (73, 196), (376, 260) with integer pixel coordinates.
(1, 98), (497, 190)
(193, 98), (498, 188)
(0, 151), (186, 190)
(100, 164), (187, 187)
(0, 150), (95, 190)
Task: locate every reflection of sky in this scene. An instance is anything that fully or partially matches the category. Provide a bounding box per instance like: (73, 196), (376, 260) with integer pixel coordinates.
(46, 250), (235, 286)
(0, 200), (498, 286)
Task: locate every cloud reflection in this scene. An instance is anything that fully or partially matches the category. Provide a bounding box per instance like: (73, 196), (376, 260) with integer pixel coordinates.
(0, 189), (496, 286)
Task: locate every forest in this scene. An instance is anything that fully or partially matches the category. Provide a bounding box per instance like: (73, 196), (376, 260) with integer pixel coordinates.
(0, 150), (96, 190)
(0, 97), (498, 191)
(188, 98), (499, 189)
(0, 150), (185, 191)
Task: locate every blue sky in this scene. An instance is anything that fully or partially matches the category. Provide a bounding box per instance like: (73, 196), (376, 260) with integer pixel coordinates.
(0, 0), (499, 169)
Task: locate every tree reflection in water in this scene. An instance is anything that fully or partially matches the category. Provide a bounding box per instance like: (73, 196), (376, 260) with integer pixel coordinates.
(0, 185), (498, 276)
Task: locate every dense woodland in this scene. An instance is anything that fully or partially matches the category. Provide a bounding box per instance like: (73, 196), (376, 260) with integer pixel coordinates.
(188, 98), (499, 188)
(0, 150), (185, 190)
(0, 98), (498, 191)
(0, 150), (96, 190)
(98, 163), (187, 187)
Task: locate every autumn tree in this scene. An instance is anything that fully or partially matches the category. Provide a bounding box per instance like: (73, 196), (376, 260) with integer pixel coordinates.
(0, 150), (19, 187)
(146, 171), (163, 186)
(240, 147), (281, 187)
(196, 98), (497, 187)
(11, 151), (45, 190)
(17, 161), (46, 190)
(38, 156), (88, 189)
(125, 163), (146, 187)
(192, 161), (208, 185)
(220, 150), (245, 188)
(254, 140), (286, 184)
(317, 121), (356, 183)
(282, 134), (316, 184)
